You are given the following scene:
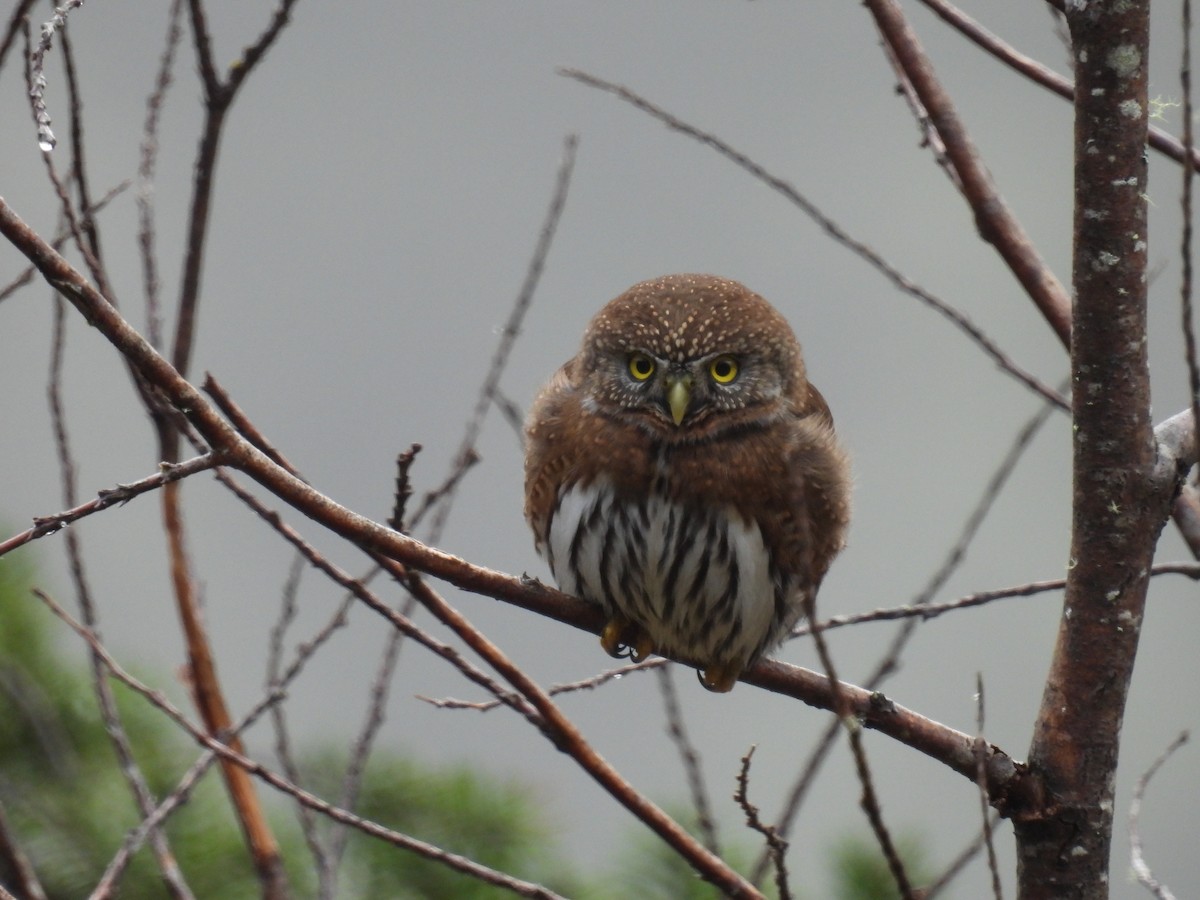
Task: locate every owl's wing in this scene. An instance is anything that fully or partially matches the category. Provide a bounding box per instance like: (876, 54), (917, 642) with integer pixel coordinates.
(803, 381), (836, 430)
(523, 363), (580, 550)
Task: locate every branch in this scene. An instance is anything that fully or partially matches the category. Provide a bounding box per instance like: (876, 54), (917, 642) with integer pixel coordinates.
(0, 455), (219, 558)
(735, 748), (791, 900)
(559, 67), (1069, 412)
(1128, 732), (1189, 900)
(919, 0), (1200, 173)
(0, 195), (1032, 803)
(866, 0), (1073, 347)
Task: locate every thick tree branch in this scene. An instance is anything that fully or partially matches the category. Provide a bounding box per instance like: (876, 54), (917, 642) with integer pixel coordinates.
(1017, 5), (1177, 896)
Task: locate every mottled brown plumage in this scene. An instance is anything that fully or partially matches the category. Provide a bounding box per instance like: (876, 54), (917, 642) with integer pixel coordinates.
(524, 274), (850, 691)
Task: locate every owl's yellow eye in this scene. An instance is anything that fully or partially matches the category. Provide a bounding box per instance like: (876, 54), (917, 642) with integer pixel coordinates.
(628, 353), (656, 382)
(709, 356), (739, 384)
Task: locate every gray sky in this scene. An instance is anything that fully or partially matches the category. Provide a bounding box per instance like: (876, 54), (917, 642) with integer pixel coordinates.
(2, 3), (1197, 896)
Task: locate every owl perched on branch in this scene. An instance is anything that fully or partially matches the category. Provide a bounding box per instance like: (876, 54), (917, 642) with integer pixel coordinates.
(524, 274), (850, 691)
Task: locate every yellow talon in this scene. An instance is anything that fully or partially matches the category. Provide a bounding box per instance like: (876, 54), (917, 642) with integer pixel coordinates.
(600, 617), (654, 661)
(699, 664), (739, 693)
(600, 619), (627, 658)
(629, 632), (654, 663)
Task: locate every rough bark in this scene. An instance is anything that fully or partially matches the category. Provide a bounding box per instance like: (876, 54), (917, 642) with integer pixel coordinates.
(1015, 3), (1174, 897)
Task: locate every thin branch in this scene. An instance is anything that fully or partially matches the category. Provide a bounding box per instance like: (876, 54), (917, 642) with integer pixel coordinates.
(921, 811), (1003, 899)
(801, 594), (914, 900)
(560, 68), (1069, 412)
(735, 748), (791, 900)
(27, 0), (89, 152)
(57, 25), (95, 261)
(0, 0), (38, 75)
(138, 0), (185, 350)
(417, 659), (662, 712)
(0, 455), (220, 558)
(203, 374), (305, 479)
(1128, 732), (1189, 900)
(973, 675), (1003, 900)
(748, 714), (839, 887)
(0, 798), (46, 900)
(919, 0), (1200, 173)
(867, 0), (1073, 347)
(265, 554), (330, 886)
(424, 134), (578, 540)
(656, 667), (720, 857)
(798, 560), (1198, 635)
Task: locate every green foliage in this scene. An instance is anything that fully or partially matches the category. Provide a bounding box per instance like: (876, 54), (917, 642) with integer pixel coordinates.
(830, 833), (933, 900)
(314, 751), (580, 898)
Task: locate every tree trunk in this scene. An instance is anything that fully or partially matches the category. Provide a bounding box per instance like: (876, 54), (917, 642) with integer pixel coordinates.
(1015, 3), (1170, 897)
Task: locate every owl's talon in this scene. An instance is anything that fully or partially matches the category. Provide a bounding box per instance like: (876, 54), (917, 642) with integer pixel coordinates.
(600, 617), (654, 661)
(600, 618), (630, 658)
(698, 664), (739, 693)
(629, 633), (654, 663)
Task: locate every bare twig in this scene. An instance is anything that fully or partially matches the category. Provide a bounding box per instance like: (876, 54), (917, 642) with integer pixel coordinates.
(748, 715), (839, 887)
(560, 68), (1069, 412)
(867, 0), (1073, 347)
(27, 0), (90, 151)
(0, 455), (219, 559)
(973, 675), (1003, 900)
(391, 444), (422, 531)
(418, 659), (662, 712)
(735, 748), (791, 900)
(799, 558), (1200, 634)
(203, 374), (305, 479)
(656, 667), (720, 856)
(138, 0), (185, 349)
(921, 811), (1003, 899)
(266, 554), (330, 883)
(801, 594), (914, 899)
(920, 0), (1200, 173)
(424, 134), (578, 539)
(325, 593), (407, 897)
(0, 0), (38, 75)
(0, 798), (46, 900)
(1128, 731), (1189, 900)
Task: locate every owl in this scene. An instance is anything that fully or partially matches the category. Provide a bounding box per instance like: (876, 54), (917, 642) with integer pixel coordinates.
(524, 274), (850, 692)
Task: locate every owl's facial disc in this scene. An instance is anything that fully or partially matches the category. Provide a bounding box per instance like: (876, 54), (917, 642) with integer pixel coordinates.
(666, 373), (692, 426)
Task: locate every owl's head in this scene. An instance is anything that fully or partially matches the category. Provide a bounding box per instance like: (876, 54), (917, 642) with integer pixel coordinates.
(572, 274), (811, 441)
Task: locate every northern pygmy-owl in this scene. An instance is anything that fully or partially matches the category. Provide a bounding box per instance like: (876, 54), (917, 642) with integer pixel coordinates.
(524, 274), (850, 692)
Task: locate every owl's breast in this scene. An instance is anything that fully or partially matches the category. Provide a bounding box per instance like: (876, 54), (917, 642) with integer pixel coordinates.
(543, 478), (803, 667)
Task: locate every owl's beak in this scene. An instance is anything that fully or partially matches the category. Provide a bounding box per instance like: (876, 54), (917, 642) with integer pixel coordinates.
(666, 374), (692, 426)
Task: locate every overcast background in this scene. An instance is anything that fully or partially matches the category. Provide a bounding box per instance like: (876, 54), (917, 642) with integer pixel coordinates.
(1, 3), (1197, 897)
